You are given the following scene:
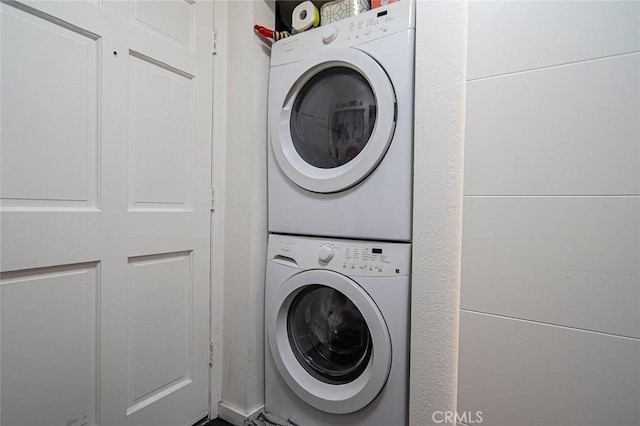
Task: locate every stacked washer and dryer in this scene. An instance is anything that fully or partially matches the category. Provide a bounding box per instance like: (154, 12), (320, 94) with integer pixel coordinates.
(265, 1), (415, 425)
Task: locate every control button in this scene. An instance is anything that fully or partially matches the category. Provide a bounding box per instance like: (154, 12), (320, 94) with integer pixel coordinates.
(322, 27), (338, 44)
(318, 246), (334, 262)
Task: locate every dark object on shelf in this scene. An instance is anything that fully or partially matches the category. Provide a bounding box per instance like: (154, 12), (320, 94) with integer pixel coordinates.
(276, 0), (330, 33)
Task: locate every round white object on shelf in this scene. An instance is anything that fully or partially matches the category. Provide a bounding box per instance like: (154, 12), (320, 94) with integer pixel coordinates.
(292, 1), (320, 33)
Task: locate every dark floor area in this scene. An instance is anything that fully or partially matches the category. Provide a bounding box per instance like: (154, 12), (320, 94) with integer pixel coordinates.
(197, 417), (234, 426)
(207, 418), (234, 426)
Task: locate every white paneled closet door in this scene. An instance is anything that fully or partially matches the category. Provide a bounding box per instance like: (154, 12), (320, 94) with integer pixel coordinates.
(0, 1), (214, 425)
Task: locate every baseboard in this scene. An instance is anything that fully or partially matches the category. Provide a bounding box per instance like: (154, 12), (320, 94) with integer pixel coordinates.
(218, 401), (263, 426)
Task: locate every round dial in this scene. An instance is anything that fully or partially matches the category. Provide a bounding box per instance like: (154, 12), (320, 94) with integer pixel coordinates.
(322, 27), (338, 44)
(318, 246), (334, 262)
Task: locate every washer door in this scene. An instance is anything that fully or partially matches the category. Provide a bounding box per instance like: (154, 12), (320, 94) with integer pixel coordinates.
(271, 48), (396, 193)
(267, 270), (392, 414)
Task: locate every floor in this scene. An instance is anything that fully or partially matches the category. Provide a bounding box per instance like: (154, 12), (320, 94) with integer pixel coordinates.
(198, 417), (233, 426)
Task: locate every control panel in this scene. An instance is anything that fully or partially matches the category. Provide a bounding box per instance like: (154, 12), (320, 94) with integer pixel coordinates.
(268, 234), (411, 277)
(271, 0), (414, 67)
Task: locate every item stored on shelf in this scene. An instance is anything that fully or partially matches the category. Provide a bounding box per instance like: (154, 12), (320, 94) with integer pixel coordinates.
(320, 0), (370, 25)
(292, 1), (320, 33)
(254, 24), (291, 42)
(372, 0), (398, 9)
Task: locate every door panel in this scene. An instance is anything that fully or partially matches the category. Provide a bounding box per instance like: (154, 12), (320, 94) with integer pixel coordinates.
(0, 1), (213, 425)
(1, 263), (99, 426)
(127, 252), (192, 415)
(132, 0), (194, 50)
(128, 51), (195, 210)
(0, 3), (99, 210)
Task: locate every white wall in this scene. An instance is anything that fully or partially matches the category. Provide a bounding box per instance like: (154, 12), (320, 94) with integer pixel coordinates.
(459, 2), (640, 425)
(213, 1), (274, 423)
(410, 1), (468, 425)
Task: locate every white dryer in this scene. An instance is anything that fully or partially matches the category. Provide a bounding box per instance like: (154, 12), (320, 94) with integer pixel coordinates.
(268, 1), (415, 242)
(265, 234), (410, 425)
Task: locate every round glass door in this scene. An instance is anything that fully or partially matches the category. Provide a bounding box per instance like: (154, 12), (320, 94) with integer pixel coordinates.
(287, 285), (372, 385)
(267, 270), (392, 414)
(270, 48), (396, 193)
(290, 68), (377, 170)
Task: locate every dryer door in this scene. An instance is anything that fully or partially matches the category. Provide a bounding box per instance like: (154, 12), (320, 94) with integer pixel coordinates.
(270, 48), (396, 193)
(267, 269), (392, 414)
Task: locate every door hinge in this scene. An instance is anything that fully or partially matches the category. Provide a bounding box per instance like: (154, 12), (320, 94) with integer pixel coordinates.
(210, 187), (215, 211)
(209, 340), (214, 367)
(212, 28), (218, 55)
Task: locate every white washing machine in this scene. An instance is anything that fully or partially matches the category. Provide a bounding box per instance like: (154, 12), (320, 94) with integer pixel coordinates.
(268, 1), (415, 242)
(265, 234), (410, 425)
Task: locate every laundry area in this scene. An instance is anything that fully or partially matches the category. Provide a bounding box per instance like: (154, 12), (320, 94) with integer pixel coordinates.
(261, 1), (413, 424)
(1, 1), (638, 426)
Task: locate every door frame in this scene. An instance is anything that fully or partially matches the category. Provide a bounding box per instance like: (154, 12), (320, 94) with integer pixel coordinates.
(209, 0), (226, 419)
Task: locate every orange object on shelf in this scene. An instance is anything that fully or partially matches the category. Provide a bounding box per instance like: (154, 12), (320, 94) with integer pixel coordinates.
(371, 0), (398, 9)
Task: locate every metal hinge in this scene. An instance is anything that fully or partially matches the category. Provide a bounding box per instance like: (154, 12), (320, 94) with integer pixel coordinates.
(212, 28), (218, 55)
(210, 187), (215, 211)
(209, 340), (214, 367)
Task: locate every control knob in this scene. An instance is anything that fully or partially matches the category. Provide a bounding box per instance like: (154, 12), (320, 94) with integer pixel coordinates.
(318, 246), (334, 262)
(322, 27), (338, 44)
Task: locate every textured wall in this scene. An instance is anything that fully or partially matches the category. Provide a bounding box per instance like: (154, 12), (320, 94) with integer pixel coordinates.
(410, 1), (468, 425)
(216, 1), (274, 422)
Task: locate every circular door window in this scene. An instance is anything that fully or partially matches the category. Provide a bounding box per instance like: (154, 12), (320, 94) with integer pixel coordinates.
(288, 285), (373, 385)
(270, 48), (396, 193)
(290, 67), (377, 170)
(267, 270), (392, 414)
